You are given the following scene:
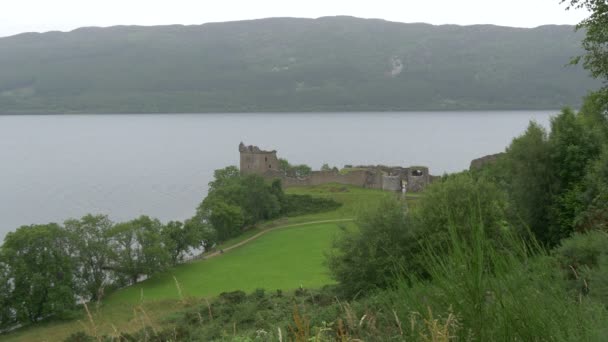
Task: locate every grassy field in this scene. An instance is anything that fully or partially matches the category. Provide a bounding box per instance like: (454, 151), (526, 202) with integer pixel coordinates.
(4, 184), (407, 341)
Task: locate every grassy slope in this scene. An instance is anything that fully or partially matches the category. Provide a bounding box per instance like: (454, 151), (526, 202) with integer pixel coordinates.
(3, 184), (398, 341)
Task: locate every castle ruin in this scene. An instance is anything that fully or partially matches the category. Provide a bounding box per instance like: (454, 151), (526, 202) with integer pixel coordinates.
(238, 142), (433, 193)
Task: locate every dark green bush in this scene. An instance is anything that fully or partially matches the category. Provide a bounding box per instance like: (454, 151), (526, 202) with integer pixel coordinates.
(554, 230), (608, 305)
(281, 194), (341, 216)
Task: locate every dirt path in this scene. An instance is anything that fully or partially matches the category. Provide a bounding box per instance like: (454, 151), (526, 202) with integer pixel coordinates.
(201, 218), (354, 260)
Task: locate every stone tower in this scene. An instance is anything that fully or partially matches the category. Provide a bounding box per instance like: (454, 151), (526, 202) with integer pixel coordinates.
(239, 142), (280, 175)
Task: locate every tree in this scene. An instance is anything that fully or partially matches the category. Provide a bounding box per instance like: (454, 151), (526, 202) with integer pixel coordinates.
(502, 122), (555, 243)
(292, 164), (312, 178)
(279, 158), (291, 174)
(327, 197), (417, 297)
(321, 163), (331, 171)
(575, 148), (608, 232)
(563, 0), (608, 82)
(413, 173), (510, 253)
(547, 108), (604, 243)
(2, 224), (75, 323)
(210, 202), (245, 241)
(64, 214), (114, 301)
(161, 220), (209, 264)
(0, 256), (14, 327)
(208, 166), (240, 192)
(239, 175), (281, 223)
(562, 0), (608, 112)
(107, 216), (171, 285)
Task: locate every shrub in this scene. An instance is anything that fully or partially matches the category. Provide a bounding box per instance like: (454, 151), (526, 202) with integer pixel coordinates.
(326, 197), (417, 297)
(385, 218), (608, 341)
(554, 230), (608, 306)
(280, 194), (341, 216)
(412, 172), (510, 252)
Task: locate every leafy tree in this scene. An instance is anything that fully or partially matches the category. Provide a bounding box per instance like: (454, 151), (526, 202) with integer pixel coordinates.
(575, 148), (608, 231)
(291, 164), (312, 178)
(204, 202), (245, 241)
(321, 163), (331, 171)
(2, 224), (75, 323)
(277, 158), (312, 177)
(327, 197), (417, 297)
(278, 158), (291, 174)
(0, 256), (14, 327)
(161, 220), (210, 264)
(208, 166), (240, 192)
(563, 0), (608, 82)
(563, 0), (608, 113)
(64, 214), (113, 301)
(107, 216), (171, 285)
(413, 173), (510, 253)
(547, 108), (604, 243)
(501, 122), (555, 243)
(239, 175), (281, 223)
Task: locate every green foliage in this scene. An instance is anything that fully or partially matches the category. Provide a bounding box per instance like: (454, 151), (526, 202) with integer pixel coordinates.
(291, 164), (312, 178)
(277, 158), (312, 177)
(208, 166), (241, 193)
(413, 172), (509, 248)
(389, 219), (608, 341)
(549, 108), (603, 191)
(0, 256), (13, 327)
(576, 148), (608, 231)
(161, 219), (209, 264)
(499, 121), (554, 240)
(70, 224), (608, 341)
(2, 224), (76, 323)
(554, 230), (608, 306)
(563, 0), (608, 83)
(107, 216), (171, 285)
(328, 174), (510, 297)
(64, 214), (113, 301)
(197, 166), (338, 242)
(0, 18), (597, 113)
(484, 103), (607, 246)
(206, 202), (245, 241)
(278, 158), (291, 174)
(327, 197), (415, 297)
(280, 194), (341, 217)
(545, 107), (605, 242)
(198, 168), (282, 237)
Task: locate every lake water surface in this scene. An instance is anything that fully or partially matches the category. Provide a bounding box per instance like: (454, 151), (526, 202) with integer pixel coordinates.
(0, 111), (556, 239)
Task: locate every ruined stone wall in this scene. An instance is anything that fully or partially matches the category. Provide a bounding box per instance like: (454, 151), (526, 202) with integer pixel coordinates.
(238, 142), (432, 192)
(270, 169), (384, 189)
(310, 170), (366, 187)
(405, 166), (430, 193)
(382, 175), (402, 191)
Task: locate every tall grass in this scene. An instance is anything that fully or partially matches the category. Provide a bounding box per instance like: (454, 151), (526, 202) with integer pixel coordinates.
(386, 205), (608, 341)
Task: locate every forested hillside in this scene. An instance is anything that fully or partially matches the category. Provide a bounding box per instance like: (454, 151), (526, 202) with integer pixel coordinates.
(0, 16), (598, 113)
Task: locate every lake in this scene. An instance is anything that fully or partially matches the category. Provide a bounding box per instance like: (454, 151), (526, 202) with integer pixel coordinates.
(0, 111), (556, 240)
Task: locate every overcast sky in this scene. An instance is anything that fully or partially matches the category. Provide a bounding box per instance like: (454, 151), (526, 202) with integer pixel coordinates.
(0, 0), (589, 38)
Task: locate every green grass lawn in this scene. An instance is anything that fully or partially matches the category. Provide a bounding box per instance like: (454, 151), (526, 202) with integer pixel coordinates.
(3, 184), (406, 341)
(108, 222), (344, 305)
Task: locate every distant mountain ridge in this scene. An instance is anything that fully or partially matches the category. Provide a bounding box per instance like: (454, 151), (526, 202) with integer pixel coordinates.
(0, 16), (598, 113)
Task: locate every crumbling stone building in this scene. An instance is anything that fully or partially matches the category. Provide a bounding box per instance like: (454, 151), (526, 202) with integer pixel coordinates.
(238, 142), (434, 193)
(239, 142), (280, 175)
